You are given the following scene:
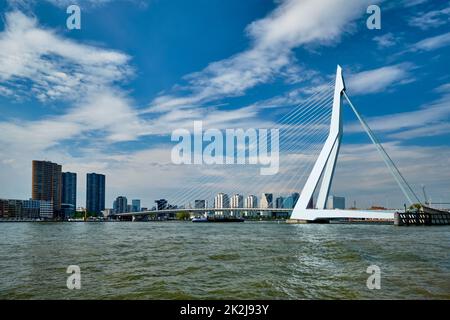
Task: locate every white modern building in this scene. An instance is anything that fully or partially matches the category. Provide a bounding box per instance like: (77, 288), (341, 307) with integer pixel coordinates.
(245, 195), (258, 208)
(244, 195), (258, 217)
(230, 194), (243, 208)
(230, 194), (244, 217)
(214, 193), (229, 216)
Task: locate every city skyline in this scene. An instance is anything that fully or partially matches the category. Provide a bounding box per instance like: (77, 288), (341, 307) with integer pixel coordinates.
(0, 1), (449, 209)
(6, 159), (313, 216)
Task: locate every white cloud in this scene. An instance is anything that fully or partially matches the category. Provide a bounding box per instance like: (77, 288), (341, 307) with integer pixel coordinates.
(146, 0), (378, 113)
(346, 64), (414, 95)
(7, 0), (146, 9)
(0, 90), (149, 153)
(388, 122), (450, 140)
(409, 6), (450, 30)
(435, 83), (450, 93)
(373, 33), (399, 48)
(0, 11), (132, 102)
(410, 32), (450, 52)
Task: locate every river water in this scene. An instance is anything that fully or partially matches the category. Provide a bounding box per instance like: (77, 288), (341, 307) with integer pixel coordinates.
(0, 221), (449, 299)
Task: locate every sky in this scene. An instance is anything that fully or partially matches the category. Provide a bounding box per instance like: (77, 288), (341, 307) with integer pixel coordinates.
(0, 0), (449, 209)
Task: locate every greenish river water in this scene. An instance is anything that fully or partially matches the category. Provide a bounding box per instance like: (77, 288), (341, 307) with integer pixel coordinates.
(0, 222), (449, 299)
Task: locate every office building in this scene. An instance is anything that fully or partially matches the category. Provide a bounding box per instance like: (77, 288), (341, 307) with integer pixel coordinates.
(275, 196), (284, 208)
(194, 200), (206, 209)
(32, 160), (62, 216)
(62, 172), (76, 206)
(0, 199), (54, 219)
(0, 199), (53, 219)
(260, 193), (273, 209)
(327, 196), (345, 209)
(292, 192), (300, 207)
(22, 199), (41, 219)
(86, 173), (105, 215)
(114, 196), (128, 214)
(131, 199), (141, 212)
(60, 203), (75, 219)
(38, 200), (54, 219)
(0, 199), (22, 218)
(62, 172), (76, 216)
(155, 199), (168, 210)
(284, 195), (294, 209)
(0, 199), (9, 218)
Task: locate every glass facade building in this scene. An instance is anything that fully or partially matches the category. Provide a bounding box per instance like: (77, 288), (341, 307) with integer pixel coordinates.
(86, 173), (105, 215)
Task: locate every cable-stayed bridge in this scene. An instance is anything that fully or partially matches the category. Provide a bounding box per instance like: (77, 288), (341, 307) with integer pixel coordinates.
(116, 65), (428, 222)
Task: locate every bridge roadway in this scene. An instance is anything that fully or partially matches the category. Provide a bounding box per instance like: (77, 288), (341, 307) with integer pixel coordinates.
(114, 208), (292, 217)
(113, 208), (397, 222)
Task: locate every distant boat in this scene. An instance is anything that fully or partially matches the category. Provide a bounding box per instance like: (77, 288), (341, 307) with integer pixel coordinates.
(191, 217), (208, 222)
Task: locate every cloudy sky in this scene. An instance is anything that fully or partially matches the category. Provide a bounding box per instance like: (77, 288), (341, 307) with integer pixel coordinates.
(0, 0), (449, 209)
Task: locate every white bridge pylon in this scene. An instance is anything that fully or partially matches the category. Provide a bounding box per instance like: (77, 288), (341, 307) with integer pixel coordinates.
(290, 65), (408, 221)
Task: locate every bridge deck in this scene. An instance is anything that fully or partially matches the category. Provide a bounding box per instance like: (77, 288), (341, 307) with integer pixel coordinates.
(115, 207), (292, 217)
(291, 209), (395, 221)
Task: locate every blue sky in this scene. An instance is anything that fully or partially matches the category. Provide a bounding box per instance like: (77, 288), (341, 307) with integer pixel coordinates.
(0, 0), (449, 209)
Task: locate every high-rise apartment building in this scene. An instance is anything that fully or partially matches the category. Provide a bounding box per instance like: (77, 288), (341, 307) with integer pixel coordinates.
(86, 173), (105, 215)
(230, 194), (243, 217)
(62, 172), (76, 207)
(245, 195), (258, 208)
(32, 160), (62, 216)
(230, 194), (243, 208)
(214, 193), (229, 216)
(214, 193), (229, 209)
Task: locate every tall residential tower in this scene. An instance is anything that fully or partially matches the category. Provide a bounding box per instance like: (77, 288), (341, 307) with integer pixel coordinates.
(62, 172), (77, 216)
(86, 173), (105, 215)
(32, 160), (62, 216)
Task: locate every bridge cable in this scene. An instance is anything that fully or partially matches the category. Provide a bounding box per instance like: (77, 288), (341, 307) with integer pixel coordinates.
(343, 91), (421, 205)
